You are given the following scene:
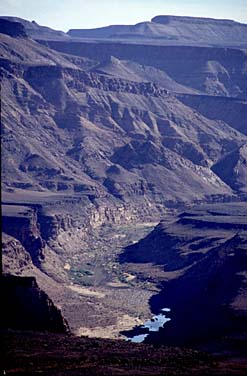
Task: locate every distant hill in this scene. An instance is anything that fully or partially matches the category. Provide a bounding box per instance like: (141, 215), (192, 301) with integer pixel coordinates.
(0, 16), (69, 40)
(1, 15), (246, 47)
(68, 15), (247, 47)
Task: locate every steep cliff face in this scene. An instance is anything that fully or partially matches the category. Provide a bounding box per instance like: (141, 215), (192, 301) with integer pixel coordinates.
(1, 202), (88, 283)
(1, 275), (69, 333)
(2, 232), (33, 273)
(2, 205), (46, 265)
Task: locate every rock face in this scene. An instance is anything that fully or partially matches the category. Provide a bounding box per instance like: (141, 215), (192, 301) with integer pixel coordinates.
(2, 205), (45, 265)
(212, 144), (247, 192)
(1, 275), (69, 333)
(2, 232), (33, 273)
(177, 95), (247, 133)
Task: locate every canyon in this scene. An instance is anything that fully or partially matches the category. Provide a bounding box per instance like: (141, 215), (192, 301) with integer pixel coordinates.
(1, 14), (247, 374)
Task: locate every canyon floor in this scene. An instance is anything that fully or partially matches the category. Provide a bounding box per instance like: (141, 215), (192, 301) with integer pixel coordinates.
(2, 198), (163, 339)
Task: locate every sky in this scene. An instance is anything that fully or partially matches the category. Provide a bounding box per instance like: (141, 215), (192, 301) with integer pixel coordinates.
(0, 0), (246, 31)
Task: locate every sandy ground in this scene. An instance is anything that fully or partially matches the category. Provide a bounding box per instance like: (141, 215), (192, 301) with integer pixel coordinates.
(67, 284), (106, 298)
(76, 314), (143, 339)
(2, 223), (159, 339)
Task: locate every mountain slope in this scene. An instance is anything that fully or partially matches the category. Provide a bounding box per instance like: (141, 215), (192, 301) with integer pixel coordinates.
(42, 40), (247, 99)
(2, 30), (246, 207)
(212, 144), (247, 192)
(91, 56), (198, 94)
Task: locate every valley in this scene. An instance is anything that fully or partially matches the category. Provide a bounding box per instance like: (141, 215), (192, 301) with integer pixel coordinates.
(2, 197), (160, 338)
(1, 12), (247, 374)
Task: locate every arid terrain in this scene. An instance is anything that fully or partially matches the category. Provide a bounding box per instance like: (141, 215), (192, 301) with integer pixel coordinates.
(4, 330), (246, 376)
(1, 13), (247, 374)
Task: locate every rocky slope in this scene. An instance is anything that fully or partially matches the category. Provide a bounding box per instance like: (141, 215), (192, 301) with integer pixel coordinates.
(2, 31), (246, 209)
(41, 40), (247, 99)
(212, 145), (247, 192)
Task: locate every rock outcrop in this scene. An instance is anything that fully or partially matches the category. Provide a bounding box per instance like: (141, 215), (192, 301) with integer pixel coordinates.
(2, 232), (33, 273)
(2, 205), (45, 265)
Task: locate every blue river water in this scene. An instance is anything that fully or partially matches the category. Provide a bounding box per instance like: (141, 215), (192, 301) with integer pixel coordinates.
(127, 308), (171, 343)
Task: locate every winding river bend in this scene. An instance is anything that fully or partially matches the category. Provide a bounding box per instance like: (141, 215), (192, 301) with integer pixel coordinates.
(126, 308), (171, 343)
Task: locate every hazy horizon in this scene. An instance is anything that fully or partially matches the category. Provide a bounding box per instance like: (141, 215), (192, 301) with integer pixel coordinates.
(0, 0), (246, 32)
